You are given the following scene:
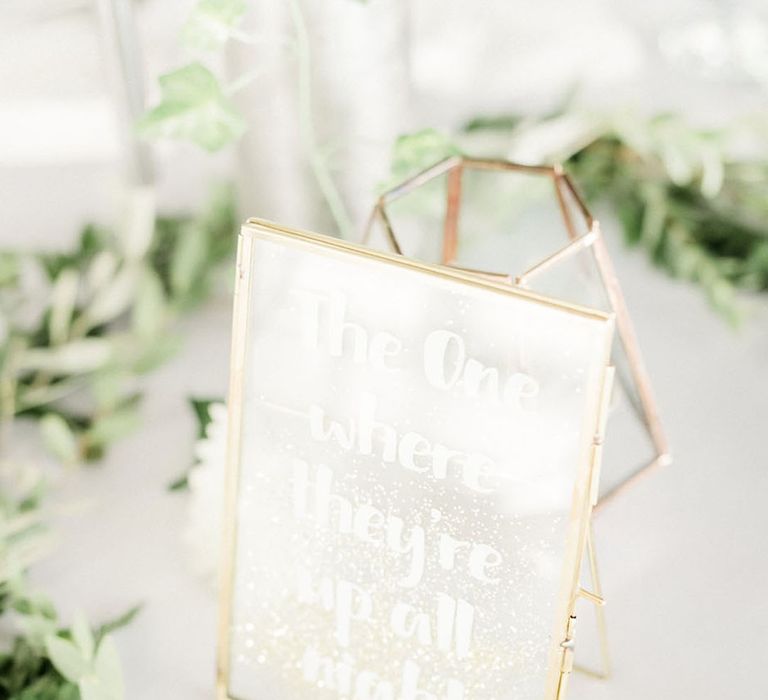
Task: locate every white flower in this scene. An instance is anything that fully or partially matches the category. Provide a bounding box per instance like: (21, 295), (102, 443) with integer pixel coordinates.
(183, 402), (228, 584)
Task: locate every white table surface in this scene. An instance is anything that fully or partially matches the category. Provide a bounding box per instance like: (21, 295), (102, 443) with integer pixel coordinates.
(14, 228), (765, 700)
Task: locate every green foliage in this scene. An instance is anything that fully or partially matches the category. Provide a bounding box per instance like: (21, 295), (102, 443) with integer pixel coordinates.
(189, 397), (219, 439)
(0, 470), (49, 594)
(0, 611), (131, 700)
(93, 607), (142, 649)
(142, 0), (251, 153)
(45, 615), (123, 700)
(143, 0), (357, 238)
(139, 63), (245, 152)
(564, 115), (768, 325)
(387, 128), (462, 187)
(181, 0), (248, 51)
(167, 397), (220, 491)
(463, 114), (523, 133)
(0, 635), (78, 700)
(38, 415), (78, 466)
(1, 186), (237, 464)
(390, 114), (768, 324)
(166, 473), (190, 493)
(1, 470), (138, 700)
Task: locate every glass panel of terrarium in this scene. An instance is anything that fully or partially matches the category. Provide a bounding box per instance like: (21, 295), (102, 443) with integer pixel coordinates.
(374, 170), (451, 262)
(449, 168), (584, 278)
(525, 246), (661, 501)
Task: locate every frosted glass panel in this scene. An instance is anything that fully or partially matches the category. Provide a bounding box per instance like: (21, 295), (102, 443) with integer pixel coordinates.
(225, 225), (613, 700)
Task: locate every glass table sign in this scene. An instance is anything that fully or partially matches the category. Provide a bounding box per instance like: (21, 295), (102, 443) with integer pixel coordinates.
(217, 219), (615, 700)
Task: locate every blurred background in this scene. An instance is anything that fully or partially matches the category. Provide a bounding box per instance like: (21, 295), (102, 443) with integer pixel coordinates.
(1, 1), (767, 698)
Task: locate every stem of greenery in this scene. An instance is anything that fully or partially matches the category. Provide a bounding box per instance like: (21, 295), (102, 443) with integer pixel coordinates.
(287, 0), (355, 239)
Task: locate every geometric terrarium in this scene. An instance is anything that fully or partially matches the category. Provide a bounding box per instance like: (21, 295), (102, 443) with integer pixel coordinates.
(363, 155), (671, 507)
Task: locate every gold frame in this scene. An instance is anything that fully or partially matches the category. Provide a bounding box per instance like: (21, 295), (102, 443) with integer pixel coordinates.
(363, 156), (671, 509)
(217, 218), (616, 700)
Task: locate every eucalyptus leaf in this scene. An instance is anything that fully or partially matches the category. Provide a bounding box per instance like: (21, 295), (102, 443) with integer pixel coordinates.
(39, 415), (78, 465)
(60, 682), (82, 700)
(87, 405), (141, 448)
(19, 338), (113, 375)
(640, 184), (667, 254)
(15, 611), (58, 650)
(70, 612), (95, 662)
(89, 370), (129, 412)
(11, 594), (56, 621)
(700, 143), (725, 198)
(167, 474), (189, 492)
(18, 377), (88, 413)
(92, 636), (123, 698)
(85, 252), (118, 297)
(0, 251), (19, 286)
(659, 138), (695, 186)
(131, 334), (182, 374)
(132, 267), (167, 338)
(139, 63), (246, 151)
(94, 605), (142, 646)
(44, 635), (88, 684)
(117, 187), (156, 261)
(81, 265), (139, 330)
(48, 269), (79, 346)
(80, 674), (120, 700)
(170, 223), (208, 299)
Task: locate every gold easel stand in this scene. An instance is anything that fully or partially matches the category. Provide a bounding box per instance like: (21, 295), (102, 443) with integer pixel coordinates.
(363, 156), (672, 695)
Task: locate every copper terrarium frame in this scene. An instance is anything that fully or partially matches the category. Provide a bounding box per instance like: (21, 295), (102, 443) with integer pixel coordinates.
(362, 155), (671, 510)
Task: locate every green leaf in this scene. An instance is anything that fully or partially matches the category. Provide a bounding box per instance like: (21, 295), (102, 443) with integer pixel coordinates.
(39, 414), (79, 465)
(48, 269), (80, 346)
(170, 223), (208, 299)
(167, 474), (189, 492)
(131, 334), (181, 374)
(388, 128), (461, 184)
(59, 683), (81, 700)
(132, 266), (167, 338)
(15, 610), (58, 650)
(639, 184), (667, 255)
(182, 0), (248, 51)
(71, 611), (95, 662)
(463, 114), (523, 132)
(12, 594), (56, 620)
(84, 252), (118, 297)
(19, 338), (113, 375)
(94, 604), (142, 647)
(76, 636), (123, 700)
(93, 636), (123, 697)
(167, 397), (221, 491)
(86, 405), (141, 448)
(81, 265), (139, 330)
(44, 635), (89, 684)
(117, 186), (156, 261)
(699, 143), (724, 198)
(190, 397), (219, 438)
(0, 251), (19, 286)
(139, 63), (246, 151)
(89, 370), (129, 411)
